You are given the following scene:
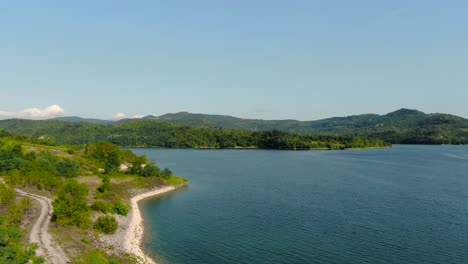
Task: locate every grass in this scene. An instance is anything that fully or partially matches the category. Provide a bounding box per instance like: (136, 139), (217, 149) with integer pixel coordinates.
(164, 175), (188, 186)
(78, 175), (168, 204)
(49, 224), (94, 262)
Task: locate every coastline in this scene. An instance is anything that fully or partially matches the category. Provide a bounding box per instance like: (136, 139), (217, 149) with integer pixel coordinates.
(125, 184), (187, 264)
(97, 184), (187, 264)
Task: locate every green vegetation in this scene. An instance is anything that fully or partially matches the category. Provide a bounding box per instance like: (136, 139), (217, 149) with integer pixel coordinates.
(52, 180), (91, 228)
(161, 168), (173, 178)
(94, 215), (118, 234)
(91, 200), (129, 216)
(112, 201), (129, 216)
(75, 250), (121, 264)
(91, 200), (114, 214)
(149, 109), (468, 144)
(0, 133), (185, 262)
(164, 175), (188, 186)
(0, 182), (43, 264)
(4, 108), (463, 145)
(97, 176), (111, 193)
(0, 183), (15, 207)
(0, 119), (390, 150)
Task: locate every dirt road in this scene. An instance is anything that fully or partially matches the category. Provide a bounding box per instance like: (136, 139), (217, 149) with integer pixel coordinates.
(15, 189), (69, 264)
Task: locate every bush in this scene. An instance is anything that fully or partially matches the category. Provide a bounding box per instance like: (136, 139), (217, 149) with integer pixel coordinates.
(56, 159), (79, 177)
(97, 175), (111, 193)
(140, 163), (160, 177)
(91, 201), (113, 214)
(161, 168), (173, 179)
(0, 183), (15, 208)
(94, 215), (118, 234)
(112, 201), (129, 216)
(52, 180), (91, 228)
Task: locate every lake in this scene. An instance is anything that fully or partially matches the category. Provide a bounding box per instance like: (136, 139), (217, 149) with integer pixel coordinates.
(133, 145), (468, 264)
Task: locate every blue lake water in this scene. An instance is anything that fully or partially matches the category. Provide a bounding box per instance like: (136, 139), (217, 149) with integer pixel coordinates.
(133, 145), (468, 264)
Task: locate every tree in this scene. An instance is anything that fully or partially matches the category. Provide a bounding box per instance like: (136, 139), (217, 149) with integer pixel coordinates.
(105, 151), (119, 174)
(11, 144), (23, 157)
(140, 164), (160, 177)
(52, 180), (91, 228)
(56, 159), (79, 177)
(161, 168), (173, 179)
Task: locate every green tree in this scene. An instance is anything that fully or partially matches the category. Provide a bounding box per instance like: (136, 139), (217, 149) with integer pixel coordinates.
(56, 159), (79, 177)
(105, 151), (119, 174)
(161, 168), (173, 179)
(52, 180), (91, 228)
(140, 164), (160, 177)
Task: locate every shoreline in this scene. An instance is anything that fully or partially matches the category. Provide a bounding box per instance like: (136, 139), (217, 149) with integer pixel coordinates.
(127, 145), (392, 151)
(123, 184), (187, 264)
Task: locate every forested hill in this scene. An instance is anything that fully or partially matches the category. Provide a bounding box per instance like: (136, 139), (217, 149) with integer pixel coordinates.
(136, 109), (468, 144)
(0, 108), (466, 145)
(0, 120), (388, 150)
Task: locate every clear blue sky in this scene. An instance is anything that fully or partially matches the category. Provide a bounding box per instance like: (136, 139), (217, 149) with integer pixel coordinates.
(1, 0), (467, 120)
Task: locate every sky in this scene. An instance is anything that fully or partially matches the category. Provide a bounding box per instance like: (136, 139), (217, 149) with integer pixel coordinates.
(0, 0), (467, 120)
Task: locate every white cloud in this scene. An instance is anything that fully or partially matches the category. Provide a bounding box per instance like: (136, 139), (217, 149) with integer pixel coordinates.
(0, 105), (65, 119)
(114, 113), (127, 118)
(132, 114), (144, 119)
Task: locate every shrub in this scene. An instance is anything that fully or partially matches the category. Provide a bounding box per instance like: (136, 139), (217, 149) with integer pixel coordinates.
(94, 215), (118, 234)
(52, 180), (91, 228)
(0, 183), (15, 208)
(56, 159), (79, 177)
(91, 201), (113, 214)
(140, 163), (160, 177)
(161, 168), (173, 179)
(97, 175), (111, 193)
(112, 201), (129, 216)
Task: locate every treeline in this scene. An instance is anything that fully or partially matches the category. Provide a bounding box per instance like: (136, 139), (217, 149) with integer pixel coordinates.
(0, 121), (390, 150)
(365, 127), (468, 145)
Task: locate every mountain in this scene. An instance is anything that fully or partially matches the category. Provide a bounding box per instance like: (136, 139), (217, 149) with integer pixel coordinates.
(143, 109), (468, 144)
(0, 109), (467, 144)
(50, 116), (113, 124)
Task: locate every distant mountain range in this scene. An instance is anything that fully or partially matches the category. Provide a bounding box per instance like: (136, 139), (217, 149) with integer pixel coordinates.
(50, 116), (114, 124)
(1, 109), (467, 144)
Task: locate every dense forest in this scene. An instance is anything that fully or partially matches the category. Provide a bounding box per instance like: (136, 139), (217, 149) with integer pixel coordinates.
(0, 120), (389, 150)
(2, 108), (466, 145)
(143, 109), (468, 144)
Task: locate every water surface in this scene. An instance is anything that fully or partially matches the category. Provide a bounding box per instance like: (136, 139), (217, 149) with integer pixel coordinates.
(134, 146), (468, 264)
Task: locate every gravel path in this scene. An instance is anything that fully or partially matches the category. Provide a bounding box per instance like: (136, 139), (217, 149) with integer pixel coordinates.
(15, 189), (69, 264)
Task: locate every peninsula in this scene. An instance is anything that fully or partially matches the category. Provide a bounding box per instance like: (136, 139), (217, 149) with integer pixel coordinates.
(0, 132), (186, 263)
